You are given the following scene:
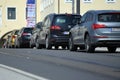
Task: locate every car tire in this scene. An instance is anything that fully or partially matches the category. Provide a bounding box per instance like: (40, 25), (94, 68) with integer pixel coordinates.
(17, 41), (20, 48)
(85, 34), (95, 53)
(46, 36), (52, 49)
(29, 41), (33, 48)
(69, 36), (77, 51)
(62, 46), (66, 50)
(107, 47), (116, 53)
(30, 43), (34, 48)
(36, 38), (40, 49)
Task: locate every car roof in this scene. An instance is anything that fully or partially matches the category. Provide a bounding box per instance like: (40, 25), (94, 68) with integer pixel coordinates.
(22, 27), (34, 29)
(87, 10), (120, 14)
(48, 13), (81, 17)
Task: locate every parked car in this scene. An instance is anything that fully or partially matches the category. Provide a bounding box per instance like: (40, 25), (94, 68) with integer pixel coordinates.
(7, 29), (19, 48)
(36, 13), (81, 49)
(15, 27), (33, 48)
(69, 10), (120, 53)
(0, 31), (13, 48)
(2, 36), (10, 48)
(30, 22), (43, 48)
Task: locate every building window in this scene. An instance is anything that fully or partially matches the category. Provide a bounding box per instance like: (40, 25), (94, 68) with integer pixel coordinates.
(7, 7), (16, 20)
(83, 0), (93, 3)
(65, 0), (72, 3)
(106, 0), (116, 3)
(0, 7), (2, 27)
(40, 0), (54, 12)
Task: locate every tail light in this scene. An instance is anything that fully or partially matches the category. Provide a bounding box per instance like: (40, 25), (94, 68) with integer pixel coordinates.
(92, 24), (105, 30)
(22, 33), (31, 36)
(12, 35), (16, 39)
(50, 26), (61, 30)
(22, 33), (28, 36)
(93, 36), (108, 38)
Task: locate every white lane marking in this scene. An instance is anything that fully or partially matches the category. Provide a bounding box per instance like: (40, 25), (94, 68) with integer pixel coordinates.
(0, 64), (49, 80)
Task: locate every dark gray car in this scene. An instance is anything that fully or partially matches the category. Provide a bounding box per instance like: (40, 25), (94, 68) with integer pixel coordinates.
(30, 22), (42, 48)
(15, 27), (33, 48)
(69, 10), (120, 53)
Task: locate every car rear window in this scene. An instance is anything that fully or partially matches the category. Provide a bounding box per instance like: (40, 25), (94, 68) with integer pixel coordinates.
(14, 30), (19, 35)
(24, 28), (33, 33)
(54, 15), (81, 26)
(98, 13), (120, 22)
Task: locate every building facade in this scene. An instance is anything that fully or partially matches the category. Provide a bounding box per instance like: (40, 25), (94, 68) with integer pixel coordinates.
(40, 0), (120, 20)
(0, 0), (27, 38)
(0, 0), (120, 38)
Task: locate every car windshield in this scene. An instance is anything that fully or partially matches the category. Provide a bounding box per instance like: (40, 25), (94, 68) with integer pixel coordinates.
(24, 28), (33, 33)
(98, 13), (120, 22)
(54, 15), (81, 27)
(14, 30), (19, 35)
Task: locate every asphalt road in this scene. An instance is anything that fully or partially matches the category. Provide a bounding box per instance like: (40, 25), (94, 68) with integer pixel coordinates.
(0, 48), (120, 80)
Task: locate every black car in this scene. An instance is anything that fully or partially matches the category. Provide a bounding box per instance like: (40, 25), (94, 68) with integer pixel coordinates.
(30, 22), (42, 48)
(15, 27), (33, 48)
(36, 13), (81, 49)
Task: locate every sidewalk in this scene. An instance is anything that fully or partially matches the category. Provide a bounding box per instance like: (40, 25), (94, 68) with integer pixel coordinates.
(0, 64), (49, 80)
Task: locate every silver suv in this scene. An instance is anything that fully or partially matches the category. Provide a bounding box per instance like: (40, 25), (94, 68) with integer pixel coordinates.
(69, 10), (120, 53)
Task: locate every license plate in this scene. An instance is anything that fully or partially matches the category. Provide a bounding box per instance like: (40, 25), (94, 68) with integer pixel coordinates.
(112, 28), (120, 32)
(63, 31), (69, 35)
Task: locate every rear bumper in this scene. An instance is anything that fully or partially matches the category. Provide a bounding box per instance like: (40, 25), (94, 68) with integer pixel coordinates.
(20, 39), (30, 46)
(91, 38), (120, 47)
(49, 36), (69, 46)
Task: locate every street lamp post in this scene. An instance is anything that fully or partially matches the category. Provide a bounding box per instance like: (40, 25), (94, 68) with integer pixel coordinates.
(72, 0), (75, 14)
(58, 0), (60, 14)
(76, 0), (80, 14)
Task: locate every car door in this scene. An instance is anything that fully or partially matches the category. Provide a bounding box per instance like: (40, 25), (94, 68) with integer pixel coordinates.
(76, 13), (88, 44)
(39, 16), (49, 44)
(71, 24), (81, 44)
(79, 12), (94, 44)
(32, 28), (37, 44)
(16, 28), (22, 46)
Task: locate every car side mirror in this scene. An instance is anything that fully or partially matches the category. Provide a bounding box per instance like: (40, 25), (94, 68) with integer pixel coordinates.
(80, 17), (86, 23)
(77, 20), (81, 24)
(7, 35), (11, 38)
(40, 27), (43, 31)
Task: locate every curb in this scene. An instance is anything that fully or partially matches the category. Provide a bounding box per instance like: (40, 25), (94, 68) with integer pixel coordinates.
(0, 64), (49, 80)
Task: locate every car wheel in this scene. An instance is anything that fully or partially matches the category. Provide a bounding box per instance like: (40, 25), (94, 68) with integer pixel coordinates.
(85, 34), (95, 53)
(17, 42), (20, 48)
(46, 37), (52, 49)
(15, 43), (18, 48)
(69, 36), (77, 51)
(62, 46), (66, 50)
(29, 41), (32, 48)
(29, 42), (31, 48)
(36, 38), (40, 49)
(107, 47), (116, 53)
(30, 43), (34, 48)
(12, 45), (14, 48)
(15, 45), (18, 48)
(15, 40), (18, 48)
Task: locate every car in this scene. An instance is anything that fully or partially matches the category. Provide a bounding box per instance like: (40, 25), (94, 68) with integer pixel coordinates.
(7, 29), (19, 48)
(36, 13), (81, 49)
(15, 27), (33, 48)
(69, 10), (120, 53)
(30, 22), (43, 48)
(0, 31), (13, 48)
